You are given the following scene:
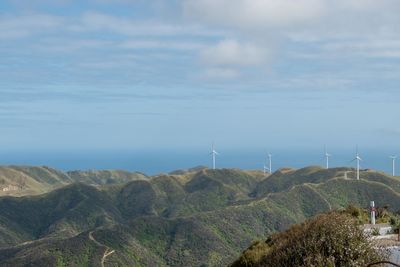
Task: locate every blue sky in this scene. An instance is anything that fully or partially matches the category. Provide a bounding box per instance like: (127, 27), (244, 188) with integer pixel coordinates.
(0, 0), (400, 155)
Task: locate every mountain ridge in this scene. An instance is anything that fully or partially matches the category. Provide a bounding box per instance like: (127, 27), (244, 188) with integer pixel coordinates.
(0, 165), (148, 197)
(0, 166), (399, 266)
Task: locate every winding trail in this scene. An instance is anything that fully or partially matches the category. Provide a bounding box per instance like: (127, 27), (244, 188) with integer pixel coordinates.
(101, 249), (115, 267)
(89, 231), (115, 267)
(303, 183), (332, 211)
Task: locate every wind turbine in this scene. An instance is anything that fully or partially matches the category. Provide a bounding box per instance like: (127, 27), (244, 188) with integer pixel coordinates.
(263, 165), (269, 175)
(324, 146), (331, 169)
(210, 143), (219, 170)
(263, 153), (272, 175)
(390, 155), (397, 177)
(351, 146), (362, 180)
(267, 153), (272, 174)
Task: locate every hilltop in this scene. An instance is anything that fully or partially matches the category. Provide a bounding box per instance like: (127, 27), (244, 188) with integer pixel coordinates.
(0, 166), (147, 196)
(230, 208), (389, 267)
(0, 166), (399, 266)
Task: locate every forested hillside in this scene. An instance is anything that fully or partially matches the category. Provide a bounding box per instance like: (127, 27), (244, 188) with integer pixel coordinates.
(0, 166), (398, 266)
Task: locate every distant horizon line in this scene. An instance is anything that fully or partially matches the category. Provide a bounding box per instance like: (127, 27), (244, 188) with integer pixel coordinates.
(0, 164), (390, 176)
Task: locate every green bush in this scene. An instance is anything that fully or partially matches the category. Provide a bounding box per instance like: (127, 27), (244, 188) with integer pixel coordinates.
(231, 212), (387, 267)
(231, 240), (270, 267)
(345, 204), (361, 218)
(371, 228), (380, 236)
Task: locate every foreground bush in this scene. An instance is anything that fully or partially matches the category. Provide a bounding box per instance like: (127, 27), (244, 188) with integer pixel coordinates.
(231, 212), (387, 267)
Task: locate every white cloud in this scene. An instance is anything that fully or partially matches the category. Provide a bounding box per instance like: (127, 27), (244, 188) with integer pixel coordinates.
(0, 11), (213, 60)
(183, 0), (325, 31)
(182, 0), (400, 79)
(3, 1), (400, 84)
(120, 39), (206, 51)
(77, 11), (219, 37)
(37, 39), (116, 53)
(183, 0), (400, 34)
(322, 39), (400, 59)
(201, 39), (270, 67)
(0, 14), (65, 39)
(184, 0), (328, 78)
(204, 68), (239, 79)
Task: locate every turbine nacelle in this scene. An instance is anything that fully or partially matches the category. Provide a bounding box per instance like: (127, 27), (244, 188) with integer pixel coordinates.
(352, 152), (362, 162)
(211, 150), (219, 156)
(210, 143), (219, 170)
(324, 146), (331, 169)
(352, 147), (362, 180)
(265, 152), (272, 174)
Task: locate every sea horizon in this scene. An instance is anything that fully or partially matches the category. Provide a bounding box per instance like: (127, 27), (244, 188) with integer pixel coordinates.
(0, 148), (397, 176)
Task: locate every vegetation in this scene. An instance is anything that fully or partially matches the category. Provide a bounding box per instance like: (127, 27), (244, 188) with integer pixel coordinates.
(0, 166), (399, 266)
(0, 166), (147, 197)
(231, 211), (387, 267)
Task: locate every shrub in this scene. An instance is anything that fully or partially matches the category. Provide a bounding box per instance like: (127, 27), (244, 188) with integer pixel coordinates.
(231, 240), (270, 267)
(345, 204), (361, 218)
(371, 227), (380, 236)
(231, 212), (388, 267)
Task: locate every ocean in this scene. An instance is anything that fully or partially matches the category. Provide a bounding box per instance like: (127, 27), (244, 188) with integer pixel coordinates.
(0, 148), (397, 176)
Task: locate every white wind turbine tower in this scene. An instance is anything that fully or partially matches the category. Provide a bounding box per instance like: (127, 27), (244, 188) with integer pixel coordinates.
(390, 155), (397, 177)
(351, 146), (362, 180)
(263, 165), (269, 175)
(263, 153), (272, 175)
(268, 153), (272, 174)
(210, 143), (219, 170)
(324, 146), (331, 169)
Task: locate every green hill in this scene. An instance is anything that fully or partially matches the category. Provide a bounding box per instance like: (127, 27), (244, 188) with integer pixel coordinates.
(230, 209), (387, 267)
(0, 166), (399, 266)
(67, 170), (147, 186)
(0, 166), (147, 197)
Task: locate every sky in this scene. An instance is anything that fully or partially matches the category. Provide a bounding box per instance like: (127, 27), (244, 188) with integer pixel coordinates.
(1, 0), (400, 168)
